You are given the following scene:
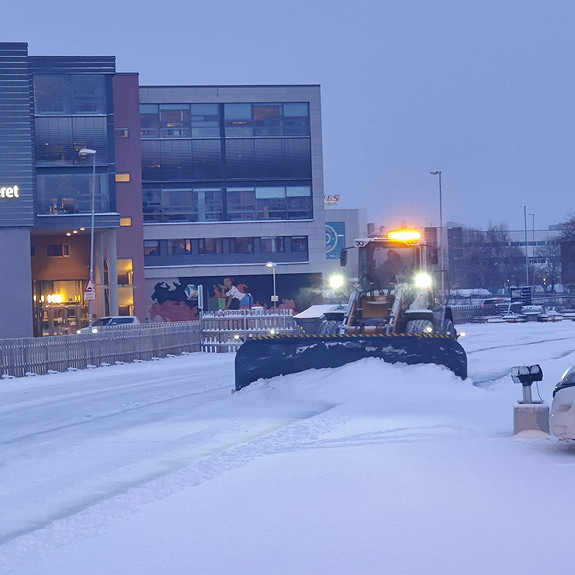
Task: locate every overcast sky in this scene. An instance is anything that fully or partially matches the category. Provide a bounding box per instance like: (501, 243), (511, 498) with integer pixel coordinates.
(6, 0), (575, 232)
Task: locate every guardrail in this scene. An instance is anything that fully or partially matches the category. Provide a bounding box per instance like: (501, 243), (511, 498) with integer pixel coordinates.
(201, 309), (299, 353)
(0, 321), (201, 378)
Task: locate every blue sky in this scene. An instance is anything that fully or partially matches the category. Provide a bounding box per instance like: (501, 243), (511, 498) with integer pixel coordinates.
(6, 0), (575, 232)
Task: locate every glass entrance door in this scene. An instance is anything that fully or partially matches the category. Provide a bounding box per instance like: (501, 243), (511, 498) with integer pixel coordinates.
(33, 280), (85, 336)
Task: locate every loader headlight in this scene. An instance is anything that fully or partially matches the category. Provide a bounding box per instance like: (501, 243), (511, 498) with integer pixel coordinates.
(329, 273), (345, 290)
(414, 272), (432, 289)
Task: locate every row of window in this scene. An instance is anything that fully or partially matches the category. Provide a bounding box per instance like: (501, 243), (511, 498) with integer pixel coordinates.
(37, 173), (111, 215)
(144, 236), (308, 257)
(143, 185), (313, 223)
(31, 244), (70, 257)
(35, 116), (110, 165)
(141, 137), (311, 182)
(140, 102), (309, 139)
(34, 75), (108, 115)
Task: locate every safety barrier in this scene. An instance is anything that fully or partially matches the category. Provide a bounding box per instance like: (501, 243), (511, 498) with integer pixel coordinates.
(0, 321), (201, 378)
(201, 308), (299, 353)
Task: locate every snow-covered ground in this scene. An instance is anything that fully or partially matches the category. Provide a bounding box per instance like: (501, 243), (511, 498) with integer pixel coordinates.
(2, 321), (575, 574)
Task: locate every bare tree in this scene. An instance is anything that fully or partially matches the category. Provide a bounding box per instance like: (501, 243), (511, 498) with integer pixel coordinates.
(535, 241), (561, 292)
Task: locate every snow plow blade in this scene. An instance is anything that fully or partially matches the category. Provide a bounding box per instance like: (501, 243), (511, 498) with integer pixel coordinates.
(234, 333), (467, 391)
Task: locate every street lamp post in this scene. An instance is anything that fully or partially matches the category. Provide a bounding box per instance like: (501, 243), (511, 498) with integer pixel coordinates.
(522, 205), (529, 286)
(429, 170), (444, 303)
(80, 148), (97, 327)
(529, 212), (535, 259)
(266, 262), (278, 310)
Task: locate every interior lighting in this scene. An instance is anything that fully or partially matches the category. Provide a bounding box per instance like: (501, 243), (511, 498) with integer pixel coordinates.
(47, 294), (64, 304)
(388, 229), (422, 243)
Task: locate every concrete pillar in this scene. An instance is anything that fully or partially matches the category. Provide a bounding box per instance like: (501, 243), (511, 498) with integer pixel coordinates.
(106, 229), (119, 316)
(95, 232), (106, 318)
(0, 228), (33, 338)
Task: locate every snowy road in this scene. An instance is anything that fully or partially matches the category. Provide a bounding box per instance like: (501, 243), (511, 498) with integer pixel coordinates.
(2, 321), (575, 574)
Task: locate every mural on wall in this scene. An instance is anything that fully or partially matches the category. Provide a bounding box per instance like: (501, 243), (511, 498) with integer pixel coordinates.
(326, 222), (346, 259)
(148, 273), (323, 322)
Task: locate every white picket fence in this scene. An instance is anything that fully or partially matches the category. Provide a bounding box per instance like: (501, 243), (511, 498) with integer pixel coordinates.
(201, 308), (298, 353)
(0, 321), (201, 378)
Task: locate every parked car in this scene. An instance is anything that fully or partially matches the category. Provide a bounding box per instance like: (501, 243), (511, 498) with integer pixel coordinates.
(77, 316), (140, 334)
(480, 297), (506, 316)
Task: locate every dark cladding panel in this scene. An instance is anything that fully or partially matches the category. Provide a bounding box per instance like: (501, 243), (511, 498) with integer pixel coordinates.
(0, 43), (35, 227)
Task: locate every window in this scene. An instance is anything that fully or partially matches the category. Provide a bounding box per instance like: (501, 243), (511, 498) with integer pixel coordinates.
(34, 76), (69, 114)
(115, 173), (131, 182)
(31, 245), (36, 257)
(224, 104), (253, 136)
(223, 102), (310, 137)
(191, 104), (220, 138)
(230, 237), (255, 254)
(256, 186), (286, 220)
(227, 187), (256, 220)
(120, 218), (132, 227)
(35, 116), (109, 165)
(47, 244), (70, 257)
(286, 185), (312, 219)
(140, 104), (159, 137)
(117, 259), (134, 285)
(253, 104), (282, 136)
(34, 75), (107, 115)
(71, 76), (107, 114)
(198, 238), (223, 254)
(37, 173), (110, 215)
(159, 104), (191, 138)
(284, 103), (310, 136)
(115, 128), (129, 138)
(261, 237), (285, 253)
(291, 237), (308, 252)
(167, 239), (192, 255)
(144, 240), (159, 256)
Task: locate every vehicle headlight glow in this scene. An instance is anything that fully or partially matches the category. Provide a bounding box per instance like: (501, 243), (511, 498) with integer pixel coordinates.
(414, 272), (432, 289)
(329, 274), (345, 290)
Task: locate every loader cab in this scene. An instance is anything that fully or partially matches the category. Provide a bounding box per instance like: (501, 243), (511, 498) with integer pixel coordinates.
(357, 235), (423, 293)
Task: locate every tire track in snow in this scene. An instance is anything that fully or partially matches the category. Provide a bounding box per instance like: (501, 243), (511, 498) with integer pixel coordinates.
(0, 403), (345, 560)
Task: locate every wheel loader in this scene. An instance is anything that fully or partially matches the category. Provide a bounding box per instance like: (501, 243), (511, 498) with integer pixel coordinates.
(235, 228), (467, 390)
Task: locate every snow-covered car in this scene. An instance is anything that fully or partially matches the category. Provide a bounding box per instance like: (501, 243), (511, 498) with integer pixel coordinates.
(77, 316), (140, 334)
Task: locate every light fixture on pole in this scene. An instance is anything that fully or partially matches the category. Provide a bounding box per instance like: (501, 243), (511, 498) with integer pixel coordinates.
(429, 170), (444, 303)
(265, 262), (278, 310)
(79, 148), (97, 327)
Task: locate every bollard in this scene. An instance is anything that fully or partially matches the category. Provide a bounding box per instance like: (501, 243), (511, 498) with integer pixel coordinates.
(511, 364), (550, 435)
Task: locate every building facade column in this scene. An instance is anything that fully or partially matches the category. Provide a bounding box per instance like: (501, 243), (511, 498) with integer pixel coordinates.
(106, 229), (119, 316)
(94, 232), (106, 319)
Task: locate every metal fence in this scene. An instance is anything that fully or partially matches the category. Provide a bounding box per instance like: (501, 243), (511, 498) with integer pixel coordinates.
(201, 309), (298, 352)
(0, 321), (201, 378)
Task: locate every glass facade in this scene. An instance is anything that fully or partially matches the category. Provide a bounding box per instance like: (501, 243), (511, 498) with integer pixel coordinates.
(33, 74), (115, 216)
(140, 101), (313, 223)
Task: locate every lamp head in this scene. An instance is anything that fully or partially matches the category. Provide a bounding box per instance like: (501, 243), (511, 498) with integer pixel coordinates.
(79, 148), (96, 156)
(265, 262), (277, 268)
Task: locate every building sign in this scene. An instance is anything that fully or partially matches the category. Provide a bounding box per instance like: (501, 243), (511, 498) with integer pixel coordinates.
(324, 194), (340, 208)
(0, 185), (20, 198)
(326, 222), (346, 259)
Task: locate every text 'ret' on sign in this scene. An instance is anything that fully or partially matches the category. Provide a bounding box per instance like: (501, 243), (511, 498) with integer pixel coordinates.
(0, 185), (20, 199)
